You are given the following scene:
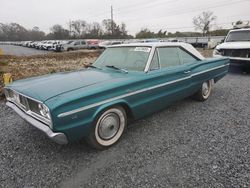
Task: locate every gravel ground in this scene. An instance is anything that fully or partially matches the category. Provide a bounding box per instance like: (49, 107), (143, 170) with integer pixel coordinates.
(0, 71), (249, 188)
(0, 45), (51, 56)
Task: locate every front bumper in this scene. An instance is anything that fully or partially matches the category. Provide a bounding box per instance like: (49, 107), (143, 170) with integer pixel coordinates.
(6, 102), (68, 144)
(229, 59), (250, 68)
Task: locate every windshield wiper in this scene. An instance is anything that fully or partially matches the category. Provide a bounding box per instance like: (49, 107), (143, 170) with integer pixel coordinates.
(87, 65), (102, 70)
(105, 65), (128, 73)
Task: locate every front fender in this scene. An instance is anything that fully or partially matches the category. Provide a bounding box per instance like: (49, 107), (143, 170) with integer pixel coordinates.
(92, 99), (133, 121)
(51, 99), (133, 143)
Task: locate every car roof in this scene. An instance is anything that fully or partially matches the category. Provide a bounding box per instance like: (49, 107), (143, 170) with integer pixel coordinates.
(229, 28), (250, 32)
(109, 42), (205, 60)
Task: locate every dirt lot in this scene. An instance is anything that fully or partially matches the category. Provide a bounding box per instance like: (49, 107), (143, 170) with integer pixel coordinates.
(0, 50), (102, 96)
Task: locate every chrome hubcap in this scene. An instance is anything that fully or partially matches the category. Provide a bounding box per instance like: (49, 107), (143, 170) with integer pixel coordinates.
(202, 82), (209, 97)
(98, 113), (120, 140)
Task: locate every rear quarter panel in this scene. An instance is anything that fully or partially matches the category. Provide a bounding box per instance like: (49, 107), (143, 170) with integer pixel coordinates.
(189, 57), (229, 90)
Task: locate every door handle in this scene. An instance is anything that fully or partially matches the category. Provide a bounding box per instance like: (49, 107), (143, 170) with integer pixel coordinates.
(184, 71), (191, 74)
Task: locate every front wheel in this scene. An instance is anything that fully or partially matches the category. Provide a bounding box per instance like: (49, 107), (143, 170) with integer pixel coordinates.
(86, 106), (127, 150)
(192, 80), (213, 101)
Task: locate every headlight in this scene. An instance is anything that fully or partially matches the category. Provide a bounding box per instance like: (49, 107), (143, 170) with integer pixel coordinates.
(213, 48), (222, 56)
(38, 103), (51, 120)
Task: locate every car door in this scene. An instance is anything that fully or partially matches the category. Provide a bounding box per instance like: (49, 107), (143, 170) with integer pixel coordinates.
(135, 47), (193, 115)
(177, 47), (215, 93)
(74, 41), (81, 50)
(80, 41), (87, 49)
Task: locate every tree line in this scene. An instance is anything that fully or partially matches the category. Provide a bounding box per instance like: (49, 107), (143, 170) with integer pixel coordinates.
(0, 11), (232, 41)
(0, 19), (134, 41)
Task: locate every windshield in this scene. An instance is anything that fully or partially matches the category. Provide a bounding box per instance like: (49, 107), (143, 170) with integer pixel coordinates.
(93, 47), (151, 71)
(226, 30), (250, 42)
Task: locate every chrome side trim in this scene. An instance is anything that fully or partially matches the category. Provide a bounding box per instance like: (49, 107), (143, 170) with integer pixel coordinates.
(6, 102), (68, 144)
(192, 64), (228, 76)
(58, 75), (191, 118)
(58, 64), (229, 118)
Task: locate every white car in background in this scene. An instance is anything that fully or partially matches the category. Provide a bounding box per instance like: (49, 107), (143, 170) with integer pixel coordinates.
(61, 40), (88, 51)
(98, 41), (123, 49)
(213, 28), (250, 68)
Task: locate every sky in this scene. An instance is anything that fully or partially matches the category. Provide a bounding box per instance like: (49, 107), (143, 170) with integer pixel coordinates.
(0, 0), (250, 35)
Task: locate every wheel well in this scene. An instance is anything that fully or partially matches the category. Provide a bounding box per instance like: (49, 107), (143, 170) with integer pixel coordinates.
(96, 103), (134, 122)
(119, 103), (134, 122)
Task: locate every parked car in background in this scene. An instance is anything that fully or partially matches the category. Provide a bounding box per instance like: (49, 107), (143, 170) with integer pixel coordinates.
(98, 40), (123, 48)
(51, 40), (68, 52)
(87, 40), (100, 49)
(141, 39), (162, 43)
(61, 40), (88, 51)
(213, 28), (250, 68)
(41, 41), (54, 50)
(4, 42), (229, 149)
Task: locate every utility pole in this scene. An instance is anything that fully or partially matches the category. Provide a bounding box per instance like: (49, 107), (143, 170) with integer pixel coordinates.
(69, 19), (72, 37)
(111, 5), (114, 36)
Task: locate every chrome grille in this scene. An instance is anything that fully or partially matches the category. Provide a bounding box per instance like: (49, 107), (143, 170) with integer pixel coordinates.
(26, 98), (40, 114)
(221, 48), (250, 58)
(19, 95), (28, 109)
(4, 89), (52, 127)
(11, 92), (28, 111)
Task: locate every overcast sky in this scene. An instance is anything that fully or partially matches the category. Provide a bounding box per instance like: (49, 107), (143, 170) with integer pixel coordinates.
(0, 0), (250, 35)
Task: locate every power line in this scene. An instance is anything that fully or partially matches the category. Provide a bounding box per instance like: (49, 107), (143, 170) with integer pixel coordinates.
(121, 0), (250, 23)
(82, 0), (169, 20)
(115, 0), (177, 14)
(128, 19), (250, 33)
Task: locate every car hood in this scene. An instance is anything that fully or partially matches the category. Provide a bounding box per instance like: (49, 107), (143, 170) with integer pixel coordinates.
(216, 42), (250, 49)
(7, 69), (129, 102)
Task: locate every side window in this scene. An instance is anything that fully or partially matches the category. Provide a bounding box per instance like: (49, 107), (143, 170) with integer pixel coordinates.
(179, 49), (197, 64)
(158, 47), (181, 68)
(81, 41), (86, 45)
(74, 41), (80, 45)
(150, 50), (160, 70)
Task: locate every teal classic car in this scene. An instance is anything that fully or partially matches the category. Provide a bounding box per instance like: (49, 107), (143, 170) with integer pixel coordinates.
(4, 43), (229, 149)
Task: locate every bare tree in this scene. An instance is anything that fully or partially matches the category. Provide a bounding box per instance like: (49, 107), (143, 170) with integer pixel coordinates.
(85, 22), (103, 38)
(29, 27), (45, 41)
(102, 19), (129, 38)
(193, 11), (216, 36)
(69, 20), (86, 38)
(48, 24), (69, 39)
(0, 23), (29, 41)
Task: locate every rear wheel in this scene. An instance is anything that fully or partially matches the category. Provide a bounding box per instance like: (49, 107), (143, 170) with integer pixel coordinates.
(86, 106), (127, 150)
(192, 80), (213, 101)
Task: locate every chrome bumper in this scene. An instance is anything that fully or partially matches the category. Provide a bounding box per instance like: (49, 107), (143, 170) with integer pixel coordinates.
(6, 102), (68, 144)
